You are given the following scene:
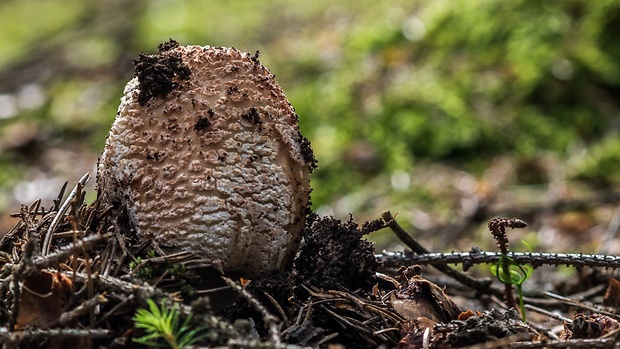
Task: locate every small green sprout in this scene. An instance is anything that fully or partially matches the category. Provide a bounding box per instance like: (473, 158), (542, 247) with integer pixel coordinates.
(168, 263), (187, 277)
(129, 257), (142, 271)
(490, 249), (533, 322)
(133, 298), (208, 348)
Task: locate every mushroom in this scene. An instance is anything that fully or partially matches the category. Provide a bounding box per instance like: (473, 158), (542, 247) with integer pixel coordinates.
(97, 40), (316, 278)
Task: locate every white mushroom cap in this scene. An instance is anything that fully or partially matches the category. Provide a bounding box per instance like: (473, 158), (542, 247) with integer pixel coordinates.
(97, 41), (315, 278)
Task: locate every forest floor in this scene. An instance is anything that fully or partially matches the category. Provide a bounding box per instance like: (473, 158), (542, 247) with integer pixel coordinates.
(1, 171), (620, 349)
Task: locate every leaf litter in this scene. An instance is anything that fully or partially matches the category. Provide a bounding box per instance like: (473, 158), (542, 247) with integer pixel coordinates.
(1, 175), (620, 348)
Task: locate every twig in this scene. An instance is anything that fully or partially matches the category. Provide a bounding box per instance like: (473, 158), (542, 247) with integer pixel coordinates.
(10, 233), (111, 277)
(263, 292), (290, 327)
(57, 294), (108, 326)
(223, 276), (282, 346)
(460, 333), (532, 349)
(9, 240), (36, 330)
(42, 172), (90, 255)
(382, 211), (432, 255)
(302, 286), (402, 344)
(11, 328), (112, 343)
(543, 291), (620, 321)
(376, 250), (620, 270)
(320, 305), (376, 339)
(51, 181), (69, 212)
(100, 232), (116, 277)
(224, 339), (314, 349)
(69, 271), (159, 300)
(489, 337), (620, 349)
(67, 271), (239, 337)
(23, 201), (41, 244)
(520, 308), (561, 340)
(382, 211), (503, 298)
(523, 304), (570, 323)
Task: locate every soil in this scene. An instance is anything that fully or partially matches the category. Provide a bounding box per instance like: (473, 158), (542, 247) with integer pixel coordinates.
(133, 39), (191, 106)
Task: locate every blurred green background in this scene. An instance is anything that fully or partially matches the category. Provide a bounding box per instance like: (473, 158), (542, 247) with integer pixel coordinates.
(1, 0), (619, 251)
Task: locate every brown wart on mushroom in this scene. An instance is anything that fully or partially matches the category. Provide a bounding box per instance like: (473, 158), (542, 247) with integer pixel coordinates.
(97, 40), (316, 278)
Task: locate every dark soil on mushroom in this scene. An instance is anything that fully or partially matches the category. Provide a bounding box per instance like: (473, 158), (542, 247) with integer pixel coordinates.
(133, 39), (191, 106)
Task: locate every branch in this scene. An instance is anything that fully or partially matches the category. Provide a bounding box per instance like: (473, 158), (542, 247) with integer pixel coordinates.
(382, 211), (504, 298)
(377, 250), (620, 269)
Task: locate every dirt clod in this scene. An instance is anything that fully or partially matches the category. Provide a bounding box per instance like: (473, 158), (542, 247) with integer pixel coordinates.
(132, 39), (191, 106)
(294, 215), (381, 298)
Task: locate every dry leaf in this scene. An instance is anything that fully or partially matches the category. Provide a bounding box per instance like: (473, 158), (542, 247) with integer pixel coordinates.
(603, 278), (620, 308)
(15, 270), (72, 330)
(390, 275), (461, 323)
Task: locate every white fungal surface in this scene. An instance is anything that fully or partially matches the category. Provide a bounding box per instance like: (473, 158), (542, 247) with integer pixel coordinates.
(97, 44), (314, 277)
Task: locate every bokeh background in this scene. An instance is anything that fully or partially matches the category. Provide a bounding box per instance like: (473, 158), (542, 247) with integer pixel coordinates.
(1, 0), (619, 253)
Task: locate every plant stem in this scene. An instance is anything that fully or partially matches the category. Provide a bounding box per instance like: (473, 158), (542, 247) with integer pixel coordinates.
(500, 256), (516, 310)
(489, 218), (517, 310)
(382, 211), (497, 295)
(517, 284), (526, 322)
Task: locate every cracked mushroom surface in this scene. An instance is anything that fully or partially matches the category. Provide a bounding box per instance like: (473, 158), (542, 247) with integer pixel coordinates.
(97, 41), (316, 278)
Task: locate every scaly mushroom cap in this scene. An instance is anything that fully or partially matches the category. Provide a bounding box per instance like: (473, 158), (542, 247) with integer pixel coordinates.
(97, 41), (315, 278)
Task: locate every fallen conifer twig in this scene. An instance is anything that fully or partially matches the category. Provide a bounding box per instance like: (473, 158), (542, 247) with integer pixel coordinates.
(0, 327), (113, 348)
(382, 210), (504, 298)
(465, 337), (620, 349)
(42, 172), (90, 255)
(376, 250), (620, 270)
(30, 233), (111, 273)
(223, 276), (283, 346)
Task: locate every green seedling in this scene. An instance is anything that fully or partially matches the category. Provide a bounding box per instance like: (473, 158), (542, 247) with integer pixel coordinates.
(133, 299), (207, 348)
(490, 246), (533, 322)
(488, 218), (531, 322)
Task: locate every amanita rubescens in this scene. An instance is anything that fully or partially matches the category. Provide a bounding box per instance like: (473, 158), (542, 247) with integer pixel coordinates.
(97, 40), (315, 278)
